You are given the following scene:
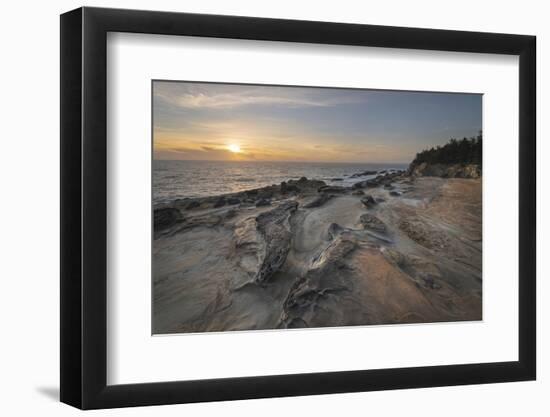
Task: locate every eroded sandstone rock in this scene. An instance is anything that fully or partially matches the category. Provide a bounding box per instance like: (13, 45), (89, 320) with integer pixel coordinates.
(255, 201), (298, 283)
(359, 213), (387, 234)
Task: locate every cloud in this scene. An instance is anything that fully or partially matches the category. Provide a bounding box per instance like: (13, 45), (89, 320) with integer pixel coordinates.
(153, 82), (364, 110)
(154, 144), (258, 162)
(162, 92), (328, 109)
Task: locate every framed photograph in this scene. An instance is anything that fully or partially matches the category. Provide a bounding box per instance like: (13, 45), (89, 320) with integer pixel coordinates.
(60, 7), (536, 409)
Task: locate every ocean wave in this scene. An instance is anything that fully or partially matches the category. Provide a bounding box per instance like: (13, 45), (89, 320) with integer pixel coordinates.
(153, 160), (407, 203)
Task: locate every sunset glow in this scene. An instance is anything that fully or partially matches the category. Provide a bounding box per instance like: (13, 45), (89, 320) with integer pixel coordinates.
(153, 81), (482, 163)
(227, 144), (241, 153)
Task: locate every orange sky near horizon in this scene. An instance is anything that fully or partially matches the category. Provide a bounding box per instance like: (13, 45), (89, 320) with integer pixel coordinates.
(153, 125), (409, 163)
(152, 81), (482, 164)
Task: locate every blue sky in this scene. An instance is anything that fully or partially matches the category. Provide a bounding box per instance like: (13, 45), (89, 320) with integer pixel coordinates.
(153, 81), (482, 163)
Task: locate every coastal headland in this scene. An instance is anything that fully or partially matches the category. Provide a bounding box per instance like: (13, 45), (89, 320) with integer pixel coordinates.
(153, 163), (482, 334)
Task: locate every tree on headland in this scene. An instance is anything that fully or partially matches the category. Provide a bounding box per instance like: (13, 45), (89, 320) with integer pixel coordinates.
(412, 131), (482, 167)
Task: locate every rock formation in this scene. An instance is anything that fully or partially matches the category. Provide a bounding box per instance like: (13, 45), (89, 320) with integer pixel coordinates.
(153, 171), (482, 334)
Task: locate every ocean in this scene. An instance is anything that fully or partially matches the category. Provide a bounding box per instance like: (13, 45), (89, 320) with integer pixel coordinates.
(153, 160), (408, 205)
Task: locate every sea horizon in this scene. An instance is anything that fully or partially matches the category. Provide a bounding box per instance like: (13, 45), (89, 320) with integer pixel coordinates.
(153, 158), (411, 165)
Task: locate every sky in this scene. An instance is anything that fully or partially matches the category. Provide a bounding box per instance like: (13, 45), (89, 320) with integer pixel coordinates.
(153, 81), (482, 163)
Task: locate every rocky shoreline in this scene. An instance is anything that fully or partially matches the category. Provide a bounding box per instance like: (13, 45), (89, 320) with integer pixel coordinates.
(153, 167), (482, 334)
(408, 162), (481, 179)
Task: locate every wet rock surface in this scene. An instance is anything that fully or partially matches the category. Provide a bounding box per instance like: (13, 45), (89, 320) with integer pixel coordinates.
(255, 198), (271, 207)
(361, 195), (377, 208)
(304, 193), (334, 208)
(359, 213), (387, 234)
(154, 207), (183, 231)
(318, 185), (347, 193)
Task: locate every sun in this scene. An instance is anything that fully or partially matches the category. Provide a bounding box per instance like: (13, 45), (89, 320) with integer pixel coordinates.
(227, 144), (241, 153)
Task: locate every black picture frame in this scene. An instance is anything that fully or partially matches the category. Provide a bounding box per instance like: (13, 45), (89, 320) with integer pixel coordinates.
(60, 6), (536, 410)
